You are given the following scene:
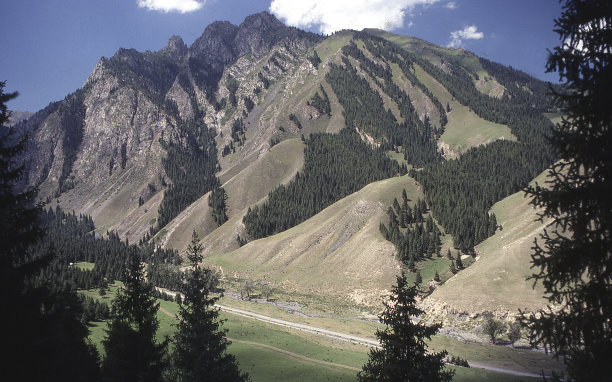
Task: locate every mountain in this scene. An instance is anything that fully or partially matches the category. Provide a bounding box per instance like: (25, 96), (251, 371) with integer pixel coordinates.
(17, 12), (558, 325)
(7, 110), (34, 126)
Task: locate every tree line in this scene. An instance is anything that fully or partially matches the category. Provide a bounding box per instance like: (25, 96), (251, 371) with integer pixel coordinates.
(325, 45), (441, 167)
(156, 117), (220, 232)
(31, 206), (182, 292)
(243, 128), (403, 239)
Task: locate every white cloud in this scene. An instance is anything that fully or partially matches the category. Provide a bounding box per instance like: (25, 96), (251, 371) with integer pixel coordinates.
(445, 2), (457, 9)
(269, 0), (438, 35)
(448, 25), (483, 48)
(137, 0), (204, 13)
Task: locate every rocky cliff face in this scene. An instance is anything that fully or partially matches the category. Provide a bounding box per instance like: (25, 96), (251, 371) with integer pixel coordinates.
(19, 12), (321, 237)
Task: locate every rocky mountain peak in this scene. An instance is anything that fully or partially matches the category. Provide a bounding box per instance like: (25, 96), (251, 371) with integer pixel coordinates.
(239, 11), (285, 32)
(163, 35), (187, 59)
(189, 20), (239, 63)
(234, 11), (287, 57)
(188, 12), (321, 63)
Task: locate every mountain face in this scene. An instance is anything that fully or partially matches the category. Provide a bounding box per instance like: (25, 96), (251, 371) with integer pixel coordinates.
(18, 12), (321, 238)
(18, 12), (557, 322)
(7, 110), (34, 126)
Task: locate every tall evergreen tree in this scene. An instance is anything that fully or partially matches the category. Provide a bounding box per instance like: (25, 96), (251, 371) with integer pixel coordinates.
(102, 249), (168, 381)
(455, 253), (463, 270)
(1, 83), (100, 381)
(358, 272), (454, 382)
(522, 2), (612, 381)
(172, 231), (248, 382)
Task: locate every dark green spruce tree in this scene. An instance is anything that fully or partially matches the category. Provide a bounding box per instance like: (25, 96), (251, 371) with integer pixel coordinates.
(102, 249), (168, 381)
(358, 272), (454, 382)
(522, 1), (612, 381)
(172, 231), (248, 382)
(1, 82), (100, 381)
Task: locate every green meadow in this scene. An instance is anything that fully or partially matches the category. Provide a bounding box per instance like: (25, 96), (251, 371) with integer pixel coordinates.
(84, 284), (556, 381)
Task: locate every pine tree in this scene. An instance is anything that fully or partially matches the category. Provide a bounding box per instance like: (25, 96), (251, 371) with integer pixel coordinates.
(102, 249), (168, 381)
(522, 1), (612, 380)
(415, 270), (422, 285)
(455, 253), (464, 270)
(172, 231), (248, 382)
(358, 272), (454, 382)
(1, 83), (100, 381)
(487, 213), (497, 236)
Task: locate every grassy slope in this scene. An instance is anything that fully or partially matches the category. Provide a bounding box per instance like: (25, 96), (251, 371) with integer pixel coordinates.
(223, 138), (305, 217)
(198, 138), (306, 256)
(50, 159), (164, 240)
(204, 175), (422, 312)
(112, 190), (164, 242)
(160, 138), (305, 252)
(423, 169), (551, 316)
(257, 31), (351, 137)
(413, 63), (516, 156)
(389, 62), (440, 128)
(371, 29), (506, 98)
(368, 30), (516, 157)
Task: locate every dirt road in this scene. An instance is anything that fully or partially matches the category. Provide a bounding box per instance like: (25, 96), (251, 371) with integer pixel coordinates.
(216, 304), (380, 348)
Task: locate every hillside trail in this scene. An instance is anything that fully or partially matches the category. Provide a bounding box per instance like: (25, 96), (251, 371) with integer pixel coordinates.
(158, 303), (547, 378)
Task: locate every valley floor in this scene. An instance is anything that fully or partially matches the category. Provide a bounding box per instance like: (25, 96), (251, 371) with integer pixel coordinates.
(86, 284), (564, 381)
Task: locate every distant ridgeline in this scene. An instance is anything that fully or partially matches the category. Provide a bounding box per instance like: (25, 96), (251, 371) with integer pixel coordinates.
(32, 207), (183, 293)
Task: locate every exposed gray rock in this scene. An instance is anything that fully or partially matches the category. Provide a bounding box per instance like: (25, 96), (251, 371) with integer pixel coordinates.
(162, 35), (188, 60)
(6, 110), (34, 126)
(190, 21), (239, 66)
(19, 12), (320, 242)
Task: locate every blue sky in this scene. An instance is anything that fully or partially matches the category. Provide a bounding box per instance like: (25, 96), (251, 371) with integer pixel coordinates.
(1, 0), (562, 112)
